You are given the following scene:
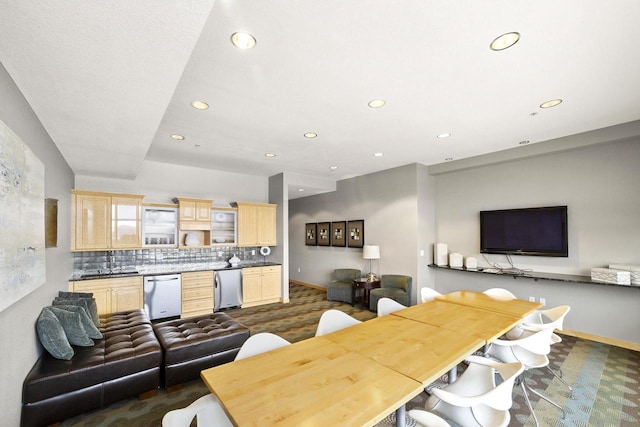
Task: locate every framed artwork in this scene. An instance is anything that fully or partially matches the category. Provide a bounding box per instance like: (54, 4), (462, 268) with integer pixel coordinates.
(317, 222), (330, 246)
(331, 221), (346, 247)
(305, 223), (317, 246)
(347, 220), (364, 248)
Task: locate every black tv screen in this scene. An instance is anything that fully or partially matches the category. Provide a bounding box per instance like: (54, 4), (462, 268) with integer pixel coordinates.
(480, 206), (568, 257)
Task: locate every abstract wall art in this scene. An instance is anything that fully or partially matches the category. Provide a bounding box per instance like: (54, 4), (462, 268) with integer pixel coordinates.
(0, 119), (45, 313)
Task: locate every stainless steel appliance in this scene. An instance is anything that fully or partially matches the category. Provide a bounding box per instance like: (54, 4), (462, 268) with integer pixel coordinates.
(143, 274), (181, 320)
(215, 269), (242, 310)
(142, 207), (178, 247)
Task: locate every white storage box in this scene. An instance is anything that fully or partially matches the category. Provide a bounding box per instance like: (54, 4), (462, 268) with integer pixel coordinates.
(449, 253), (463, 268)
(609, 264), (640, 286)
(591, 268), (631, 285)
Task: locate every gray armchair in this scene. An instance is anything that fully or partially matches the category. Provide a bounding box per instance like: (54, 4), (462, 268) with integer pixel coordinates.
(369, 274), (412, 311)
(326, 269), (361, 305)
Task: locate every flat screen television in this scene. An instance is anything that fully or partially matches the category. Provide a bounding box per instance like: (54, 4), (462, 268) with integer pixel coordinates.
(480, 206), (568, 257)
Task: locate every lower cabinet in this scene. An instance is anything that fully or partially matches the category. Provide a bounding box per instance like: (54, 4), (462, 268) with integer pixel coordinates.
(242, 265), (282, 308)
(181, 270), (214, 318)
(69, 276), (143, 315)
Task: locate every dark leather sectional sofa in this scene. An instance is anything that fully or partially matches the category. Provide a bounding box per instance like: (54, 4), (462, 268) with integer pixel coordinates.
(22, 310), (249, 427)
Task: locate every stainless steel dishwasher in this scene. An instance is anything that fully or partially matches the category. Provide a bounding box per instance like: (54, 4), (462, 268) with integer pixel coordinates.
(215, 269), (243, 310)
(143, 273), (181, 320)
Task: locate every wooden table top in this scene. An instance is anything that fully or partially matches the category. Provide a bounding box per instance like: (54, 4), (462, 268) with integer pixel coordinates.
(200, 336), (424, 427)
(436, 290), (542, 317)
(390, 300), (525, 343)
(323, 315), (484, 386)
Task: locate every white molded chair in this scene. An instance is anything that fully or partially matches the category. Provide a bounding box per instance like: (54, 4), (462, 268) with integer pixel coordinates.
(518, 305), (572, 394)
(377, 297), (406, 316)
(408, 409), (451, 427)
(425, 355), (524, 427)
(234, 332), (291, 360)
(420, 287), (442, 303)
(162, 333), (291, 426)
(482, 288), (517, 299)
(485, 326), (563, 427)
(315, 309), (361, 336)
(162, 393), (233, 427)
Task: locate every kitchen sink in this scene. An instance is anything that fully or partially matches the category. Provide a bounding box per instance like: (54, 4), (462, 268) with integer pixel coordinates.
(80, 270), (139, 279)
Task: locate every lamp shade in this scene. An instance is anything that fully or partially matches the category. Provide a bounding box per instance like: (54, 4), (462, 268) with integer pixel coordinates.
(362, 245), (380, 260)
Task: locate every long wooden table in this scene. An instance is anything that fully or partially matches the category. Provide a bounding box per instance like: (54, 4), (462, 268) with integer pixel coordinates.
(201, 290), (541, 426)
(201, 336), (424, 427)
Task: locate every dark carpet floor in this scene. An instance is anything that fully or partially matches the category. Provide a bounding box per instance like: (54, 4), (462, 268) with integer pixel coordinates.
(60, 283), (640, 427)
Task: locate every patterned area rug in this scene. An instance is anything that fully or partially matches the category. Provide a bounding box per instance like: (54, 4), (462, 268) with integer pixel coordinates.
(60, 284), (639, 427)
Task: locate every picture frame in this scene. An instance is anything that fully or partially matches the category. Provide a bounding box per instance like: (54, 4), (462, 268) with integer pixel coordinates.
(347, 220), (365, 248)
(317, 222), (330, 246)
(305, 223), (317, 246)
(331, 221), (346, 247)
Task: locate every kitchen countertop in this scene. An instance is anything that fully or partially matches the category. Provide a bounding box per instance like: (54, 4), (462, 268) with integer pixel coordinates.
(70, 261), (281, 281)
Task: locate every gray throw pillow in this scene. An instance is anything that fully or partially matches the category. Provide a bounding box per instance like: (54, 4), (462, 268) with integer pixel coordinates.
(53, 304), (103, 340)
(53, 297), (100, 327)
(36, 307), (74, 360)
(48, 306), (94, 347)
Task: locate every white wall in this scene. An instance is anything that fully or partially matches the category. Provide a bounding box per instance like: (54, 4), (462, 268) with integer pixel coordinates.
(431, 138), (640, 345)
(289, 164), (433, 303)
(0, 63), (75, 425)
(76, 159), (268, 206)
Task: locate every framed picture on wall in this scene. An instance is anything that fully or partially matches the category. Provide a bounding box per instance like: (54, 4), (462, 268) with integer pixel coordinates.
(331, 221), (346, 247)
(347, 220), (364, 248)
(317, 222), (330, 246)
(305, 223), (317, 246)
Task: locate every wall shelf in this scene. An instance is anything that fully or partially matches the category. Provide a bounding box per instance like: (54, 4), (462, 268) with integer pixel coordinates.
(428, 264), (640, 290)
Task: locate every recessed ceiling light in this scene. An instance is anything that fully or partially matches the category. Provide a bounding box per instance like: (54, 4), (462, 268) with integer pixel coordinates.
(191, 101), (209, 110)
(170, 134), (185, 141)
(437, 133), (452, 139)
(518, 140), (530, 145)
(373, 152), (384, 157)
(194, 144), (201, 148)
(265, 153), (276, 158)
(368, 99), (386, 108)
(303, 132), (317, 138)
(231, 32), (256, 49)
(490, 32), (520, 51)
(297, 188), (305, 192)
(540, 99), (563, 109)
(329, 166), (338, 170)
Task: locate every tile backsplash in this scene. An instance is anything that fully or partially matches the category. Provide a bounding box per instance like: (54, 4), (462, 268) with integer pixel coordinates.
(73, 247), (261, 273)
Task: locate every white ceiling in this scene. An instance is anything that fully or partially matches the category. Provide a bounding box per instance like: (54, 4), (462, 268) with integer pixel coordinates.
(2, 1), (640, 199)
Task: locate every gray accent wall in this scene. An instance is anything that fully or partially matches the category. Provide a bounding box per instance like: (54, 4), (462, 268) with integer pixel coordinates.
(0, 62), (74, 425)
(289, 164), (436, 304)
(431, 138), (640, 344)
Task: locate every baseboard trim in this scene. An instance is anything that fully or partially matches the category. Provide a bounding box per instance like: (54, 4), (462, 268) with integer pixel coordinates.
(561, 329), (640, 352)
(290, 279), (326, 292)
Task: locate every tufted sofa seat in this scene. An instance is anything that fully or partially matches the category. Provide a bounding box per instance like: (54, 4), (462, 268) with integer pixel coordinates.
(153, 312), (250, 389)
(21, 309), (162, 427)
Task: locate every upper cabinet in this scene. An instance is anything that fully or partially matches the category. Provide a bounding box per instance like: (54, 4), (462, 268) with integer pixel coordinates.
(142, 204), (178, 247)
(174, 197), (212, 248)
(72, 190), (144, 251)
(233, 202), (277, 247)
(211, 208), (237, 246)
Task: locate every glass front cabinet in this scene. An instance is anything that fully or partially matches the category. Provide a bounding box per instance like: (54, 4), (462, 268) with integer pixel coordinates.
(142, 206), (178, 247)
(211, 208), (237, 246)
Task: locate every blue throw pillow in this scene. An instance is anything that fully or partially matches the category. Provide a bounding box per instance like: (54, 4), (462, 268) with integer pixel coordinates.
(53, 304), (103, 340)
(36, 307), (74, 360)
(48, 306), (94, 347)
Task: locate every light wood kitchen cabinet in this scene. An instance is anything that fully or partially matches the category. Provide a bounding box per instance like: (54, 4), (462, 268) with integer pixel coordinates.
(233, 202), (277, 247)
(174, 197), (212, 247)
(241, 265), (281, 308)
(71, 190), (143, 251)
(181, 270), (214, 318)
(69, 276), (143, 315)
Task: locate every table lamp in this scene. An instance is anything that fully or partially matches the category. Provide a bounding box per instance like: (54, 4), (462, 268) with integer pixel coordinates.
(362, 245), (380, 282)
